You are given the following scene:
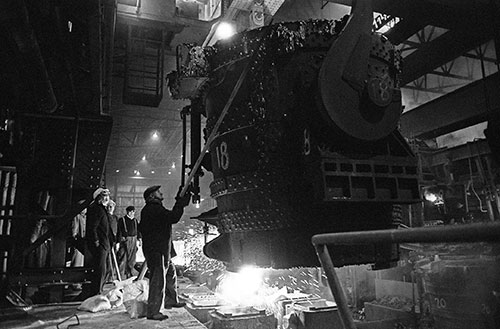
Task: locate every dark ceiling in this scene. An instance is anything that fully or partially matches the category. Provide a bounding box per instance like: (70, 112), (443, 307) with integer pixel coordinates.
(109, 0), (499, 177)
(1, 0), (498, 192)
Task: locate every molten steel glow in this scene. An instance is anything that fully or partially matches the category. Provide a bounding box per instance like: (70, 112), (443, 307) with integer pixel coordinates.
(217, 266), (265, 307)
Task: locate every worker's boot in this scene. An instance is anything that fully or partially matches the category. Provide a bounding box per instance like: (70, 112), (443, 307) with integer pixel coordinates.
(147, 313), (168, 321)
(164, 302), (186, 309)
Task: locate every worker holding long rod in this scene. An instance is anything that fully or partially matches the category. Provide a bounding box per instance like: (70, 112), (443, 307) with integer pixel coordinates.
(134, 48), (252, 321)
(138, 184), (192, 321)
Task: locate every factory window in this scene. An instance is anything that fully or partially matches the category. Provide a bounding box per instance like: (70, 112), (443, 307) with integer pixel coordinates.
(176, 0), (222, 21)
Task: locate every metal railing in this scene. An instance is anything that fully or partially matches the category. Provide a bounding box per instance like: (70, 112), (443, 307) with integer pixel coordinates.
(312, 222), (500, 329)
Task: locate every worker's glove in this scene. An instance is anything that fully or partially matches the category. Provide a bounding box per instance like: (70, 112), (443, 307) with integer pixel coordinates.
(175, 185), (192, 207)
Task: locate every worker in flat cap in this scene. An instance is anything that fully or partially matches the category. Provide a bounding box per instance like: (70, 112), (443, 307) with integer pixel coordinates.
(139, 184), (192, 321)
(82, 187), (113, 298)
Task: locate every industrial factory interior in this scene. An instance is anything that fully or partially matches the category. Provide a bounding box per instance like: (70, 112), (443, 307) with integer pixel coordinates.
(1, 0), (500, 328)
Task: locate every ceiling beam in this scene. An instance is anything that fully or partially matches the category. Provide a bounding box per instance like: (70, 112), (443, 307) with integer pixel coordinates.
(401, 85), (447, 95)
(401, 28), (494, 85)
(427, 70), (474, 82)
(400, 71), (500, 139)
(384, 17), (428, 45)
(326, 0), (493, 29)
(462, 53), (498, 64)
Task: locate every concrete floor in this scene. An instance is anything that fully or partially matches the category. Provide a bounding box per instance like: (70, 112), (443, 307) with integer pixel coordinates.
(2, 278), (209, 329)
(2, 302), (206, 329)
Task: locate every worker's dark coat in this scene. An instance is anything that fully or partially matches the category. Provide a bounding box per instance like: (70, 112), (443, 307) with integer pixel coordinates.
(86, 203), (113, 250)
(139, 199), (183, 258)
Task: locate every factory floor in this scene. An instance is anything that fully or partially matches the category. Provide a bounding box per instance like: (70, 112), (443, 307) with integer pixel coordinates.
(2, 278), (208, 329)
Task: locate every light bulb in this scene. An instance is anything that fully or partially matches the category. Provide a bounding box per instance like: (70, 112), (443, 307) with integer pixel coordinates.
(215, 22), (236, 40)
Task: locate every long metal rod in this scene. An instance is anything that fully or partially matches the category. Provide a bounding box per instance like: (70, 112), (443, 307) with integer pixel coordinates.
(315, 244), (357, 329)
(179, 58), (251, 197)
(180, 107), (188, 187)
(110, 247), (122, 282)
(312, 222), (500, 246)
(312, 222), (500, 329)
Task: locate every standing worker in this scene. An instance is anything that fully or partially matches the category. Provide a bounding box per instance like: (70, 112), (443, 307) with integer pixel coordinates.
(117, 206), (141, 279)
(139, 185), (191, 321)
(83, 188), (113, 298)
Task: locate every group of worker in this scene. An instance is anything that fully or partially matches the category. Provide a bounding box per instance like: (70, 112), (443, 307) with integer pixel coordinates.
(70, 194), (139, 281)
(71, 184), (191, 321)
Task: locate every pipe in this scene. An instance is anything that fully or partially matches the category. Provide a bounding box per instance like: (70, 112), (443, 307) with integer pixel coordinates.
(312, 222), (500, 246)
(190, 99), (202, 203)
(315, 244), (357, 329)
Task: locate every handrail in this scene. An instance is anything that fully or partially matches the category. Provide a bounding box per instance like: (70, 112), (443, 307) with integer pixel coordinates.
(312, 222), (500, 329)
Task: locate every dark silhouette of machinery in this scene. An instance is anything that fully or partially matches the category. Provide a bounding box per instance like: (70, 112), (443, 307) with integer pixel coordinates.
(0, 0), (113, 302)
(170, 2), (420, 271)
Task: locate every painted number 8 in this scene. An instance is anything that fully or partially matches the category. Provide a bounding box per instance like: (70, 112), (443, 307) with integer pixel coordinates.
(216, 141), (229, 170)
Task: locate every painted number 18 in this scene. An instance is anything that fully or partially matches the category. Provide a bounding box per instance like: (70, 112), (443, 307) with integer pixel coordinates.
(215, 141), (229, 170)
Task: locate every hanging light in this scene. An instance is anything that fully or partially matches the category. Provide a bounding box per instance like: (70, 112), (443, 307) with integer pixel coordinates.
(152, 131), (159, 140)
(142, 155), (146, 161)
(215, 21), (236, 40)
